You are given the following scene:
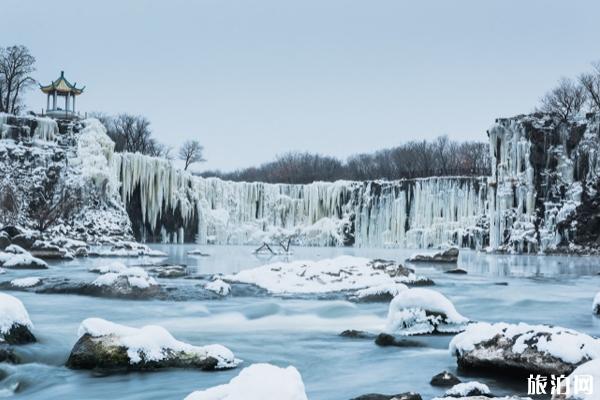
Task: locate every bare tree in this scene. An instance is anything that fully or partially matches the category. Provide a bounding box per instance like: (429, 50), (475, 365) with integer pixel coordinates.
(0, 45), (36, 114)
(580, 61), (600, 112)
(178, 140), (205, 170)
(540, 77), (587, 122)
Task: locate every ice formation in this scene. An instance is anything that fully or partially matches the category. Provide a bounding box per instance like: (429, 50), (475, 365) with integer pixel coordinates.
(385, 288), (469, 335)
(77, 318), (239, 368)
(184, 363), (308, 400)
(0, 293), (33, 335)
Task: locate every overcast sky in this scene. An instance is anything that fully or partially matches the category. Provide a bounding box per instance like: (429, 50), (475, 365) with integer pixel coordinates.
(3, 0), (600, 171)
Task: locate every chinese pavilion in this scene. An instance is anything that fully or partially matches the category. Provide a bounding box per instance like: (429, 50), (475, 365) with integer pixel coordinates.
(40, 71), (84, 119)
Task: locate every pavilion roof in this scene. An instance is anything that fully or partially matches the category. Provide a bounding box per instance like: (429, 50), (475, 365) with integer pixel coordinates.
(40, 71), (84, 95)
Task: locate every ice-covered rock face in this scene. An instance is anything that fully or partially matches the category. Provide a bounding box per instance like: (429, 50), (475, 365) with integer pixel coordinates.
(184, 363), (308, 400)
(450, 322), (600, 375)
(67, 318), (240, 371)
(385, 288), (469, 335)
(487, 113), (600, 253)
(114, 150), (489, 248)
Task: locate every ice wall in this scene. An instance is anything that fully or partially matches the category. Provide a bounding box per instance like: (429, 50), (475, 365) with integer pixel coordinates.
(487, 113), (600, 252)
(113, 152), (488, 248)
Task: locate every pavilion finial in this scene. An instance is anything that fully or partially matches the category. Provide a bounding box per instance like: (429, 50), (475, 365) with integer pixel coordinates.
(60, 70), (64, 77)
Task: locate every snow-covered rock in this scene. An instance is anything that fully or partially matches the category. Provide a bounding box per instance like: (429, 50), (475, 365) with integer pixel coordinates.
(350, 392), (422, 400)
(430, 371), (461, 387)
(205, 279), (231, 296)
(350, 283), (408, 302)
(385, 288), (469, 335)
(408, 247), (459, 263)
(188, 249), (210, 256)
(225, 256), (432, 295)
(9, 277), (42, 288)
(1, 252), (48, 269)
(442, 382), (490, 398)
(552, 359), (600, 400)
(594, 292), (600, 315)
(184, 363), (307, 400)
(0, 293), (35, 344)
(148, 264), (188, 278)
(67, 318), (240, 371)
(88, 261), (127, 274)
(450, 322), (600, 375)
(89, 266), (160, 298)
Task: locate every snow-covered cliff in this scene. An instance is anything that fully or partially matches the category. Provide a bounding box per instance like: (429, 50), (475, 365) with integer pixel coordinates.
(2, 112), (600, 252)
(487, 112), (600, 252)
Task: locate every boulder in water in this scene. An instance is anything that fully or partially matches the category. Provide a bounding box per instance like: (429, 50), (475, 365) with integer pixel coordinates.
(0, 293), (36, 344)
(408, 247), (459, 263)
(374, 333), (424, 347)
(441, 382), (490, 398)
(66, 318), (240, 372)
(450, 322), (600, 376)
(593, 292), (599, 315)
(385, 288), (469, 335)
(85, 267), (161, 299)
(339, 330), (374, 339)
(430, 371), (461, 387)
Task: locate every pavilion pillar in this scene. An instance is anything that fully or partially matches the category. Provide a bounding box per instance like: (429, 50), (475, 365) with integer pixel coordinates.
(46, 94), (50, 112)
(72, 95), (76, 113)
(53, 92), (57, 110)
(65, 93), (69, 112)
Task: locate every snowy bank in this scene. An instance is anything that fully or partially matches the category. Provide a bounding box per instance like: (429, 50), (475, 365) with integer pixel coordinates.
(224, 256), (431, 296)
(0, 293), (36, 344)
(450, 322), (600, 375)
(386, 288), (469, 335)
(67, 318), (240, 371)
(184, 363), (308, 400)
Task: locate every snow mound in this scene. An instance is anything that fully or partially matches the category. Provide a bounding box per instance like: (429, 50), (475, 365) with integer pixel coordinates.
(386, 288), (469, 335)
(92, 266), (157, 289)
(450, 322), (600, 366)
(184, 363), (308, 400)
(0, 293), (33, 334)
(443, 381), (490, 397)
(224, 256), (427, 295)
(89, 261), (127, 274)
(205, 279), (231, 296)
(556, 359), (600, 400)
(2, 253), (48, 269)
(351, 283), (408, 301)
(78, 318), (239, 368)
(10, 277), (42, 288)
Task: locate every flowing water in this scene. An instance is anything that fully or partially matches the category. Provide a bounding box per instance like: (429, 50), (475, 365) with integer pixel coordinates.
(2, 245), (600, 399)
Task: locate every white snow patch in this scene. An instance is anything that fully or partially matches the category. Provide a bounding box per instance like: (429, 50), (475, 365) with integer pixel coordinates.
(352, 283), (408, 300)
(10, 277), (41, 288)
(184, 363), (308, 400)
(224, 256), (421, 294)
(561, 359), (600, 400)
(444, 381), (490, 397)
(89, 261), (127, 274)
(78, 318), (239, 368)
(92, 266), (157, 289)
(2, 253), (48, 269)
(0, 293), (33, 334)
(386, 288), (469, 335)
(205, 279), (231, 296)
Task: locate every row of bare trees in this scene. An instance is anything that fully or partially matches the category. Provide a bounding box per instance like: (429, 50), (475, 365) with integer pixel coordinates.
(540, 61), (600, 122)
(200, 136), (491, 184)
(0, 45), (36, 114)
